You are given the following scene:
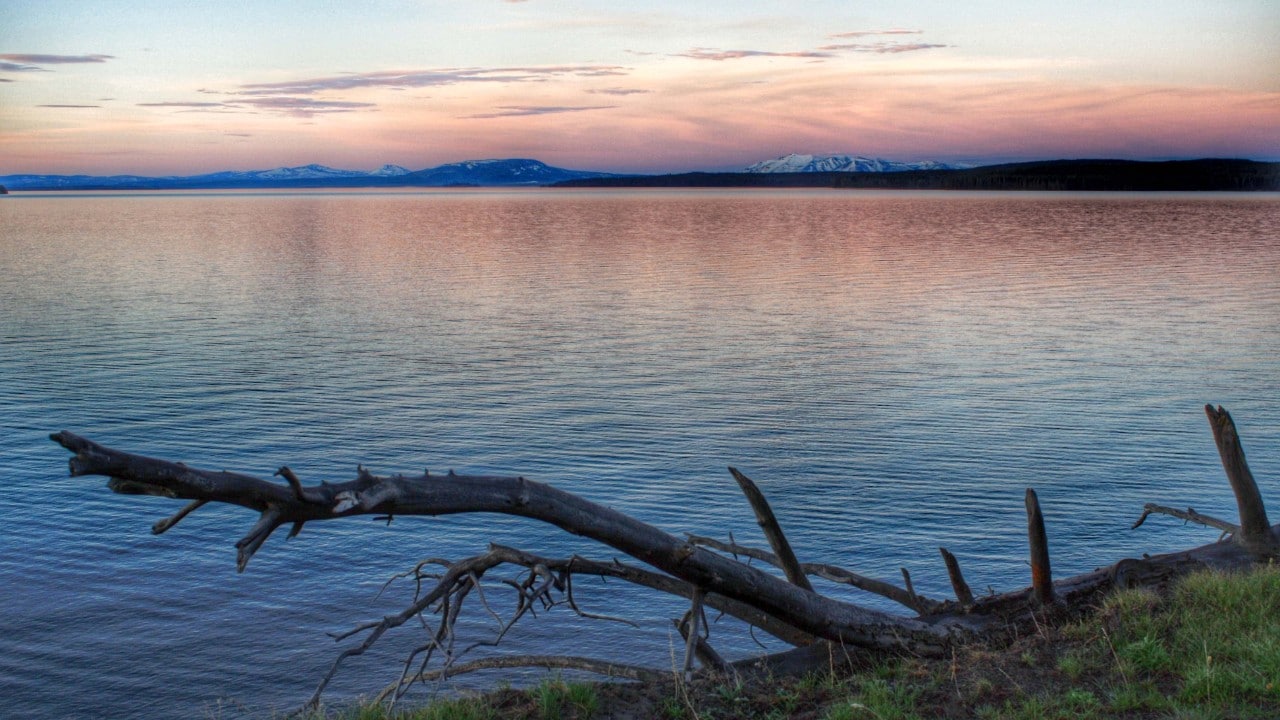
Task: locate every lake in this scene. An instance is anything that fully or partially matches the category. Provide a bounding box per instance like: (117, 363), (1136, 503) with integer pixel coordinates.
(1, 188), (1278, 718)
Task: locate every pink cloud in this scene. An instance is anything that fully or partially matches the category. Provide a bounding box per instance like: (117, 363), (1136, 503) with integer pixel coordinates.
(817, 42), (948, 54)
(674, 48), (833, 61)
(465, 105), (616, 119)
(828, 30), (923, 39)
(235, 65), (628, 95)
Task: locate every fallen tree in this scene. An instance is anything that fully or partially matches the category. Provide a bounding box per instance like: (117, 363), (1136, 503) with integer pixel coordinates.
(51, 404), (1276, 709)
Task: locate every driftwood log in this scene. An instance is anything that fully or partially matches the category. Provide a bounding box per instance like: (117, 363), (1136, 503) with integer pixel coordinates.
(50, 404), (1276, 709)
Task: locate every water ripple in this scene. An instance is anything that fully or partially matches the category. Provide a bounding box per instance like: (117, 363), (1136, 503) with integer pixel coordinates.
(1, 190), (1278, 718)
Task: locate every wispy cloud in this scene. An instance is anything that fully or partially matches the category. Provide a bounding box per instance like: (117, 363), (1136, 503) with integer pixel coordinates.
(138, 97), (374, 117)
(829, 30), (923, 39)
(675, 48), (832, 61)
(465, 104), (615, 119)
(138, 101), (231, 108)
(0, 61), (45, 72)
(37, 104), (101, 108)
(1, 53), (114, 64)
(236, 96), (376, 117)
(1, 53), (114, 76)
(236, 65), (627, 95)
(587, 87), (650, 96)
(818, 42), (948, 54)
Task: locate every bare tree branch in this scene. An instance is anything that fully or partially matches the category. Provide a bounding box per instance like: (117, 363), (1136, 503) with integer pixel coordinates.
(1131, 503), (1238, 534)
(688, 534), (938, 613)
(51, 430), (960, 657)
(728, 467), (814, 592)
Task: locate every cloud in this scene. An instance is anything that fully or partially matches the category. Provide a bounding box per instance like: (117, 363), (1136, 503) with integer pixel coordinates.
(829, 30), (923, 38)
(465, 104), (616, 119)
(817, 42), (948, 54)
(138, 101), (231, 108)
(674, 48), (832, 61)
(587, 87), (650, 96)
(138, 97), (375, 117)
(0, 61), (45, 72)
(0, 77), (12, 82)
(37, 104), (101, 108)
(0, 53), (113, 64)
(1, 53), (114, 75)
(235, 96), (376, 117)
(235, 65), (628, 95)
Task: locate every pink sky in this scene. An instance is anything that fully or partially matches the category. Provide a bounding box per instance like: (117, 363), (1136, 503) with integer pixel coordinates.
(1, 1), (1277, 175)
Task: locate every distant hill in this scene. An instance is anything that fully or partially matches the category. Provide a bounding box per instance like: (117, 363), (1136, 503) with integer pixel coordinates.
(0, 159), (616, 191)
(555, 159), (1280, 191)
(745, 153), (963, 173)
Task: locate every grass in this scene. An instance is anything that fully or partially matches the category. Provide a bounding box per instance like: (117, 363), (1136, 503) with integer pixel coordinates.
(318, 565), (1280, 719)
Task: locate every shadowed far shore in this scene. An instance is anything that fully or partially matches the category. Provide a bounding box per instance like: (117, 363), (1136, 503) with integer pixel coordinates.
(1, 159), (1276, 193)
(554, 159), (1280, 192)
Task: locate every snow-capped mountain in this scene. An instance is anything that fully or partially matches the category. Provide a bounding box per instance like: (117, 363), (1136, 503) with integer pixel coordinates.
(403, 159), (610, 186)
(180, 164), (369, 183)
(250, 164), (366, 180)
(746, 154), (962, 173)
(369, 164), (412, 176)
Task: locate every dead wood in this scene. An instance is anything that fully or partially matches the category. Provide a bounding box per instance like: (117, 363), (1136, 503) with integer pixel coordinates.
(50, 431), (961, 651)
(1024, 488), (1055, 605)
(939, 548), (974, 608)
(1205, 404), (1275, 554)
(1131, 503), (1237, 535)
(686, 533), (940, 614)
(728, 467), (814, 592)
(47, 404), (1278, 709)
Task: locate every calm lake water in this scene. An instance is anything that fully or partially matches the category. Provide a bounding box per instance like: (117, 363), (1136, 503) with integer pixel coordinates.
(1, 189), (1278, 718)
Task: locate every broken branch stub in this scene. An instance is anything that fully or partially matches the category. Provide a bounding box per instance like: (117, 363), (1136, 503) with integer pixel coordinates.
(1205, 404), (1275, 553)
(728, 467), (814, 593)
(939, 547), (974, 607)
(1025, 488), (1054, 605)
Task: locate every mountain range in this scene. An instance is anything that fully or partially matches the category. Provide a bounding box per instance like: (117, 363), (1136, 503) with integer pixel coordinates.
(0, 153), (965, 191)
(4, 155), (1271, 192)
(0, 159), (616, 191)
(744, 153), (964, 173)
